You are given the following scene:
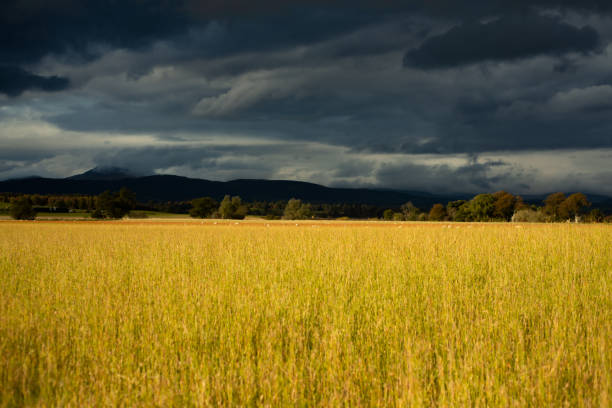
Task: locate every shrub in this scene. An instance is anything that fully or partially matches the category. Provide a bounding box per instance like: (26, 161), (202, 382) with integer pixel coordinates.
(9, 197), (36, 220)
(383, 209), (394, 221)
(511, 209), (545, 223)
(91, 209), (105, 219)
(189, 197), (218, 218)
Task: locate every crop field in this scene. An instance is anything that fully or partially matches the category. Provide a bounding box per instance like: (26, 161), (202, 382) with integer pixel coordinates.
(1, 221), (611, 406)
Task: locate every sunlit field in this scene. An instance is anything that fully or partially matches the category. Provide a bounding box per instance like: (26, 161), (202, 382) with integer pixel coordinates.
(1, 221), (610, 406)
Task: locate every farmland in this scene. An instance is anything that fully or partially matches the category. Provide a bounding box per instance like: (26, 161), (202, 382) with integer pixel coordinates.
(1, 221), (610, 406)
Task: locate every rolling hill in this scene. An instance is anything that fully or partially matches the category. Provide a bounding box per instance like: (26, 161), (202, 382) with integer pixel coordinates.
(0, 168), (462, 208)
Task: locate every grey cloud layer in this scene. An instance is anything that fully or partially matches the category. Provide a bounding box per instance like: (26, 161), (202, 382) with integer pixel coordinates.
(4, 141), (612, 195)
(403, 14), (601, 68)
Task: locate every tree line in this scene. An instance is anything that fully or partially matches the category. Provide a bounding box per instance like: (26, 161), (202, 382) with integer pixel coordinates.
(189, 196), (381, 220)
(3, 188), (138, 220)
(188, 191), (608, 223)
(392, 191), (603, 223)
(2, 189), (610, 222)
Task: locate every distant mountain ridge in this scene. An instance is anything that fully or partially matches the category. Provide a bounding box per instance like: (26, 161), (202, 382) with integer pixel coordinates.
(0, 169), (463, 208)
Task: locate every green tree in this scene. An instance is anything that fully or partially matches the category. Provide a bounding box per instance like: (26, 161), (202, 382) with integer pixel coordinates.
(559, 193), (590, 221)
(218, 195), (234, 219)
(492, 191), (518, 221)
(383, 209), (394, 221)
(94, 189), (136, 219)
(587, 208), (604, 223)
(428, 203), (446, 221)
(283, 198), (312, 220)
(10, 197), (36, 220)
(284, 199), (303, 219)
(118, 188), (136, 210)
(233, 205), (248, 220)
(31, 194), (46, 206)
(543, 192), (566, 221)
(218, 195), (247, 219)
(468, 194), (495, 221)
(95, 191), (121, 218)
(392, 212), (404, 221)
(55, 198), (68, 208)
(400, 202), (420, 221)
(189, 197), (218, 218)
(447, 200), (467, 221)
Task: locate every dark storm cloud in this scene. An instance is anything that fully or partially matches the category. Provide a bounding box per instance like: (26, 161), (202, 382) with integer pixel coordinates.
(0, 0), (189, 66)
(403, 14), (601, 69)
(0, 66), (70, 96)
(176, 10), (379, 62)
(412, 0), (612, 17)
(0, 0), (388, 69)
(1, 0), (611, 69)
(43, 67), (612, 156)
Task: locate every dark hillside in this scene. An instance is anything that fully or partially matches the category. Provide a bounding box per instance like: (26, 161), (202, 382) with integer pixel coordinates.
(0, 173), (458, 208)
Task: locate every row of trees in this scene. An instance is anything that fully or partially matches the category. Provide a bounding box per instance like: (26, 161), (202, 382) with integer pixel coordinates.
(379, 192), (600, 223)
(6, 188), (137, 220)
(189, 196), (249, 219)
(1, 191), (389, 220)
(3, 189), (610, 222)
(0, 192), (96, 210)
(190, 196), (374, 220)
(187, 191), (606, 223)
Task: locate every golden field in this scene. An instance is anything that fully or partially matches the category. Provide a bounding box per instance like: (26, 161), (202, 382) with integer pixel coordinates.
(0, 221), (610, 407)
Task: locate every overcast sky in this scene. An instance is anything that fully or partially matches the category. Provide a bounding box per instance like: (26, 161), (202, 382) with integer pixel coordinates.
(1, 0), (612, 195)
